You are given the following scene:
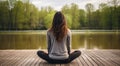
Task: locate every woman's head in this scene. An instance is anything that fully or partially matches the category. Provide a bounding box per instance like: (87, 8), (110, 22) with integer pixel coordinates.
(50, 11), (68, 42)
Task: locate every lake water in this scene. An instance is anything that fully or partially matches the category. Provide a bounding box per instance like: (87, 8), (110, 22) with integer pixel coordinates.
(0, 30), (120, 49)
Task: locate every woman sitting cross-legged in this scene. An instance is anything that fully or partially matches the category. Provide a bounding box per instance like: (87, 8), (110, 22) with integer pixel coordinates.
(37, 11), (81, 64)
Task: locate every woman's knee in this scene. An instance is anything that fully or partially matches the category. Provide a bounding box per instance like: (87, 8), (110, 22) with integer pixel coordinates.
(74, 50), (81, 56)
(77, 50), (81, 55)
(37, 51), (44, 56)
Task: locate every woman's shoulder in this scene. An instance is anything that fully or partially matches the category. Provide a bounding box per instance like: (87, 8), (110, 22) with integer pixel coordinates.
(67, 28), (71, 35)
(67, 28), (71, 32)
(47, 29), (52, 35)
(47, 29), (50, 34)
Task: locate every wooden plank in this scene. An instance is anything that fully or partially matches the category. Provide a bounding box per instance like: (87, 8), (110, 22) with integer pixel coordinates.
(30, 51), (42, 66)
(14, 51), (32, 66)
(6, 53), (20, 66)
(98, 50), (120, 66)
(69, 59), (79, 66)
(22, 51), (36, 66)
(84, 50), (104, 66)
(82, 50), (98, 66)
(92, 50), (118, 66)
(18, 51), (32, 66)
(0, 50), (16, 66)
(78, 51), (88, 66)
(60, 63), (70, 66)
(81, 51), (93, 66)
(0, 50), (120, 66)
(55, 64), (60, 66)
(109, 51), (120, 65)
(10, 50), (27, 66)
(76, 58), (82, 66)
(91, 50), (112, 66)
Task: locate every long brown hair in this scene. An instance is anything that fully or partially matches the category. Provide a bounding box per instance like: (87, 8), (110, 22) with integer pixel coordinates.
(50, 11), (68, 42)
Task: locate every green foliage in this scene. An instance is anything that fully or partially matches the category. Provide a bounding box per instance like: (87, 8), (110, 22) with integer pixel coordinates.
(70, 3), (80, 29)
(64, 14), (72, 28)
(38, 6), (55, 29)
(79, 9), (85, 28)
(85, 3), (94, 29)
(0, 1), (9, 30)
(0, 0), (120, 30)
(44, 11), (55, 29)
(62, 3), (80, 29)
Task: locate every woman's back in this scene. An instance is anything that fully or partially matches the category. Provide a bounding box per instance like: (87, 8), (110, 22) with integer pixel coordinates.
(37, 12), (81, 64)
(47, 29), (71, 60)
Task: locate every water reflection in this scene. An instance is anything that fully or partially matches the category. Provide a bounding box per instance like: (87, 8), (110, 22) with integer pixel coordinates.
(71, 32), (120, 49)
(0, 31), (120, 49)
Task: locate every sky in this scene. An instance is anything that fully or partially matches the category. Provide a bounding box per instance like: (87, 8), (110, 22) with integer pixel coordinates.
(30, 0), (108, 11)
(0, 0), (108, 10)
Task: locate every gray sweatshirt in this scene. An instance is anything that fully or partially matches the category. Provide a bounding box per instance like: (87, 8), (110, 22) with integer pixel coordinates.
(47, 29), (71, 60)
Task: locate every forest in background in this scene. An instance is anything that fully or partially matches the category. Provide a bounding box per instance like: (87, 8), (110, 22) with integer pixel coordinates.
(0, 0), (120, 30)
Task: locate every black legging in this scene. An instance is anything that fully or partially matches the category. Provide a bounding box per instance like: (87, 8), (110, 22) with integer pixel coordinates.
(37, 50), (81, 64)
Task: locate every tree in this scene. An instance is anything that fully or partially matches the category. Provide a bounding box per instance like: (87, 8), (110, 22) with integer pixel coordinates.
(85, 3), (94, 29)
(108, 0), (120, 29)
(0, 1), (9, 30)
(28, 4), (39, 29)
(64, 14), (72, 28)
(70, 3), (80, 29)
(108, 0), (120, 8)
(23, 2), (31, 29)
(62, 4), (72, 28)
(0, 0), (120, 30)
(44, 6), (55, 29)
(61, 4), (70, 14)
(38, 7), (48, 29)
(12, 1), (25, 29)
(91, 10), (100, 29)
(79, 9), (85, 29)
(44, 11), (55, 29)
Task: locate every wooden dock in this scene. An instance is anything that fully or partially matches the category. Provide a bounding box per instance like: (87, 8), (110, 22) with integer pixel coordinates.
(0, 50), (120, 66)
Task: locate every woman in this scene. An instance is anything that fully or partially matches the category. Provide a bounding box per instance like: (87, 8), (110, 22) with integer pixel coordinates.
(37, 11), (81, 64)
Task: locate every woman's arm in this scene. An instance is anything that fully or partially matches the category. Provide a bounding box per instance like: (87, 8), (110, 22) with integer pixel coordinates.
(47, 32), (51, 54)
(67, 31), (71, 55)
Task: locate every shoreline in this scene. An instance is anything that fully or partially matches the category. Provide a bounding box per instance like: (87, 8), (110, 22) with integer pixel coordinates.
(0, 30), (120, 34)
